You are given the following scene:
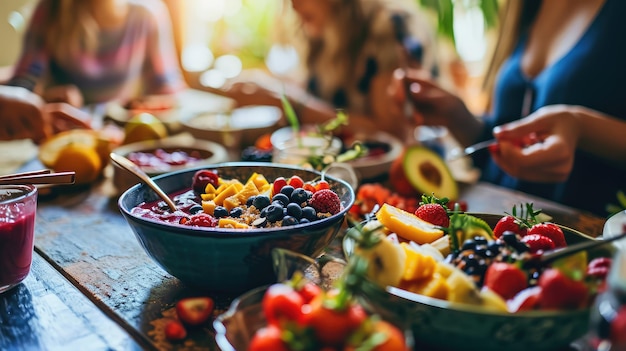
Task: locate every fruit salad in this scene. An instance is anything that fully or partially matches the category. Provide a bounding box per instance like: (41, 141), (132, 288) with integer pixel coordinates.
(130, 170), (344, 230)
(248, 273), (410, 351)
(349, 198), (612, 313)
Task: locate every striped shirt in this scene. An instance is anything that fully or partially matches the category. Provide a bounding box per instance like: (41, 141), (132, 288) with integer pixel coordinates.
(8, 0), (186, 105)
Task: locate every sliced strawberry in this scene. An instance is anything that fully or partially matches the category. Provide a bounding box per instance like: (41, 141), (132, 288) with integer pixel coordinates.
(414, 203), (449, 227)
(528, 223), (566, 248)
(273, 177), (288, 196)
(521, 234), (555, 253)
(164, 320), (187, 341)
(507, 286), (541, 312)
(483, 262), (528, 300)
(587, 257), (612, 280)
(493, 215), (527, 238)
(287, 175), (304, 188)
(175, 297), (214, 326)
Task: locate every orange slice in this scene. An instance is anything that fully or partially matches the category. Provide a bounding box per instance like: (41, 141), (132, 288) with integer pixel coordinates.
(51, 144), (102, 184)
(38, 129), (111, 171)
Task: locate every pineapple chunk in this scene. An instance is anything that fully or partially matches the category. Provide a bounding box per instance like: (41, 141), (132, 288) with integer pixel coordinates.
(202, 200), (216, 215)
(400, 242), (436, 282)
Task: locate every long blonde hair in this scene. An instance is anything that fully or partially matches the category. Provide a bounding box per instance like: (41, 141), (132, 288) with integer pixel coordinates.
(279, 0), (435, 88)
(44, 0), (99, 61)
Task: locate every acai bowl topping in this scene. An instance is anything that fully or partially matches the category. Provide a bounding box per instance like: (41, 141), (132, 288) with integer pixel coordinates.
(130, 170), (344, 230)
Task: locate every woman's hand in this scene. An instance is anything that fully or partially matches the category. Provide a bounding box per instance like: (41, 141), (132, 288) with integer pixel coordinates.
(388, 68), (471, 127)
(0, 86), (50, 143)
(490, 105), (582, 183)
(42, 84), (84, 108)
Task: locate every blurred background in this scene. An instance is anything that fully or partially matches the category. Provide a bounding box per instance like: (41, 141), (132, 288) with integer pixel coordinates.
(0, 0), (500, 114)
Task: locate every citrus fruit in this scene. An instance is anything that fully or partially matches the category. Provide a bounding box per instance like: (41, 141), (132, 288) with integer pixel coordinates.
(123, 113), (167, 144)
(39, 129), (111, 170)
(52, 144), (102, 184)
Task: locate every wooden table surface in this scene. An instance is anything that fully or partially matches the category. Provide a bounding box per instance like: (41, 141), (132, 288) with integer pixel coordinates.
(0, 162), (608, 351)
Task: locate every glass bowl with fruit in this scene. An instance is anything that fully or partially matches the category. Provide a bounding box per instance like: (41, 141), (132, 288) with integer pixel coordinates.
(117, 162), (355, 293)
(343, 200), (614, 351)
(214, 248), (413, 351)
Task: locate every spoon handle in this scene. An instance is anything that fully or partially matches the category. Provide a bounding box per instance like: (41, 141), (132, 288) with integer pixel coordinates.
(110, 153), (178, 212)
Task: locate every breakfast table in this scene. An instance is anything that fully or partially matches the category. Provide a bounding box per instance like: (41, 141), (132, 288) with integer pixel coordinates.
(0, 155), (608, 351)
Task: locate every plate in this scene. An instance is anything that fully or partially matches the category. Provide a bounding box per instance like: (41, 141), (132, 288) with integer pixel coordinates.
(181, 105), (282, 149)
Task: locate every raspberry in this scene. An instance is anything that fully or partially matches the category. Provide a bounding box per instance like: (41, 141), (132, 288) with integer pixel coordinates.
(521, 234), (555, 253)
(414, 204), (449, 227)
(309, 189), (341, 215)
(185, 213), (218, 227)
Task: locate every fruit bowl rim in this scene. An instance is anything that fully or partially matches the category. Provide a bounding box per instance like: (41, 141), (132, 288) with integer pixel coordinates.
(118, 162), (355, 238)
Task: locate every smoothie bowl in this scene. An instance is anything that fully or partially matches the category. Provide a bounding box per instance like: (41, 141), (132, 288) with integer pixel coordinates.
(117, 163), (355, 293)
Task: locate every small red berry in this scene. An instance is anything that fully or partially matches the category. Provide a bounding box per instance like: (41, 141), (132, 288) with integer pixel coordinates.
(164, 320), (187, 341)
(414, 204), (449, 227)
(273, 177), (288, 195)
(493, 215), (526, 238)
(315, 180), (330, 191)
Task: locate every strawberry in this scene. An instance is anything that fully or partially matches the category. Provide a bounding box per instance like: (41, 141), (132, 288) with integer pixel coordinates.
(527, 223), (566, 248)
(414, 203), (449, 227)
(273, 177), (288, 196)
(538, 268), (589, 310)
(287, 175), (304, 188)
(164, 320), (187, 341)
(175, 297), (214, 326)
(309, 189), (341, 215)
(586, 257), (612, 280)
(493, 215), (527, 238)
(483, 262), (528, 300)
(507, 286), (541, 312)
(521, 234), (555, 253)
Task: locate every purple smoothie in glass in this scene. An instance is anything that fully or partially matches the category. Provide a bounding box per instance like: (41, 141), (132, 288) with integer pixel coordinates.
(0, 184), (37, 293)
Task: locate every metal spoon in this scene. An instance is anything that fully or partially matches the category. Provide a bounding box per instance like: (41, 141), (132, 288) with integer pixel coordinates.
(109, 152), (178, 212)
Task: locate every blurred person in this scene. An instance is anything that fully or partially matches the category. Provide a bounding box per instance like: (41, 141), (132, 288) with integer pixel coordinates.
(390, 0), (626, 216)
(216, 0), (437, 142)
(0, 0), (185, 142)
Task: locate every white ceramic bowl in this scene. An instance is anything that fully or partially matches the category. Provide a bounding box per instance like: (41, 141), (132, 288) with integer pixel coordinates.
(181, 105), (282, 150)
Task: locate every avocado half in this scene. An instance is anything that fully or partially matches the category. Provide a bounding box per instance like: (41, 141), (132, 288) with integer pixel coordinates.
(402, 145), (458, 200)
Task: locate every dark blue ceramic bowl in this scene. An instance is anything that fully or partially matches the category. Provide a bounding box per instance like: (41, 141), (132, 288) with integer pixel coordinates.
(118, 162), (355, 293)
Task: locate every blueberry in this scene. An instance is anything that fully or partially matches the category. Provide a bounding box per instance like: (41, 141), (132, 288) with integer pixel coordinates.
(260, 207), (267, 218)
(189, 204), (203, 214)
(282, 216), (298, 226)
(272, 193), (290, 206)
(230, 207), (243, 218)
(502, 231), (518, 246)
(299, 218), (310, 224)
(461, 239), (476, 251)
(474, 236), (488, 245)
(214, 206), (228, 218)
(302, 206), (317, 221)
(286, 203), (302, 219)
(474, 245), (488, 257)
(290, 188), (309, 204)
(246, 196), (256, 207)
(252, 195), (271, 210)
(265, 204), (285, 222)
(252, 217), (267, 228)
(280, 185), (295, 198)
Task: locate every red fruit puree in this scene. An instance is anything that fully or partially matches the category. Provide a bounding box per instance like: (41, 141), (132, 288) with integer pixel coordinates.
(0, 185), (37, 293)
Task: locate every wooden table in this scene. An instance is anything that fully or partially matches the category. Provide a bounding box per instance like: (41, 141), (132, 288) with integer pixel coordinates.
(0, 164), (607, 351)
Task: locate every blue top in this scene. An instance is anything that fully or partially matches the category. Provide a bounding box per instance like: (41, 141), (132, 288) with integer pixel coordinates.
(475, 0), (626, 217)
